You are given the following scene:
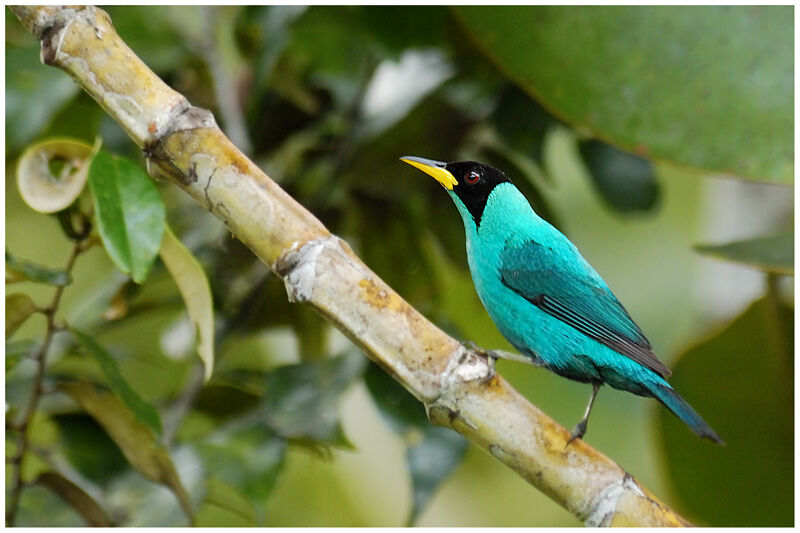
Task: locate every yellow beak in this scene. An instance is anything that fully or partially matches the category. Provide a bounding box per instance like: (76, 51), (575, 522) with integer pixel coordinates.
(400, 156), (458, 190)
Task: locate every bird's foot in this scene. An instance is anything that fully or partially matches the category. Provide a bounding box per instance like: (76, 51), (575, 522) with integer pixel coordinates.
(566, 420), (588, 447)
(460, 341), (497, 383)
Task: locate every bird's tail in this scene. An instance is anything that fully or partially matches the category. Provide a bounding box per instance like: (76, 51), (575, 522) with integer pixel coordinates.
(648, 381), (724, 445)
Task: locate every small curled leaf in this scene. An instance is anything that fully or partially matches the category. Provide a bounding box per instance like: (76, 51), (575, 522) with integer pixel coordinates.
(16, 138), (94, 213)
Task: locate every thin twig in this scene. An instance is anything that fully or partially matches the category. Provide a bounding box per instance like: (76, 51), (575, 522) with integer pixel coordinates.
(6, 241), (84, 526)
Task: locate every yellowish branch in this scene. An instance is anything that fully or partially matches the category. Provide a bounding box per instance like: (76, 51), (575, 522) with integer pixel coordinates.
(10, 5), (690, 527)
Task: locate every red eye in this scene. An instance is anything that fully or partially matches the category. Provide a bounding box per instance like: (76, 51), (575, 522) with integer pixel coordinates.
(466, 171), (480, 184)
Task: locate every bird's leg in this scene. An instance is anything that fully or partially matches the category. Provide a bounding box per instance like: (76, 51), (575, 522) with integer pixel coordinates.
(567, 382), (601, 446)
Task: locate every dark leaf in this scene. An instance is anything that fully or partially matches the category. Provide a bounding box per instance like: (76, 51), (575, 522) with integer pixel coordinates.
(6, 250), (71, 286)
(88, 151), (165, 284)
(69, 326), (162, 436)
(407, 426), (468, 525)
(492, 85), (556, 165)
(35, 471), (113, 526)
(52, 413), (129, 487)
(694, 232), (793, 275)
(262, 350), (366, 446)
(364, 362), (468, 524)
(578, 139), (660, 213)
(658, 296), (793, 526)
(40, 92), (105, 143)
(195, 426), (286, 506)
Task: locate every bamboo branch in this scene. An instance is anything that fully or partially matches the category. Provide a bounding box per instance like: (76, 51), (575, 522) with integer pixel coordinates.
(10, 5), (690, 527)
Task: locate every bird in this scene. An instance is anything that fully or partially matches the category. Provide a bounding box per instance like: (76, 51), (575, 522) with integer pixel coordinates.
(400, 155), (723, 445)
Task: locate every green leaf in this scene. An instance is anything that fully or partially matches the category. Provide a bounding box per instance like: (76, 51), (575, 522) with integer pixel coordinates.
(364, 362), (468, 525)
(454, 6), (793, 183)
(34, 471), (113, 526)
(694, 232), (793, 275)
(492, 85), (556, 165)
(68, 326), (162, 436)
(261, 351), (366, 446)
(52, 413), (129, 487)
(6, 251), (71, 286)
(195, 426), (287, 504)
(88, 151), (165, 284)
(6, 293), (38, 337)
(58, 382), (194, 524)
(657, 296), (793, 526)
(6, 340), (37, 373)
(159, 226), (215, 381)
(6, 44), (79, 153)
(406, 426), (468, 525)
(16, 138), (94, 213)
(196, 478), (257, 527)
(577, 139), (660, 213)
(247, 6), (308, 90)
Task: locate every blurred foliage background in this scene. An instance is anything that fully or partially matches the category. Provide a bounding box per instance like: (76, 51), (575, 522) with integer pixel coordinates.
(5, 5), (793, 527)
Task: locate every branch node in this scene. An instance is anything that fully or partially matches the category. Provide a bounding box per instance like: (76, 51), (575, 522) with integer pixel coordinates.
(440, 345), (493, 390)
(583, 472), (643, 526)
(143, 104), (216, 185)
(37, 7), (97, 65)
(425, 346), (491, 430)
(276, 237), (341, 303)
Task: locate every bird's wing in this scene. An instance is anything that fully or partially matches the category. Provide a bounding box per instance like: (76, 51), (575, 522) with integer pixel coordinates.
(499, 240), (672, 378)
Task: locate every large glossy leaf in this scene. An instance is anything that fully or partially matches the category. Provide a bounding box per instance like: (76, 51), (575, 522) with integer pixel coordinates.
(88, 151), (165, 283)
(69, 326), (162, 436)
(657, 296), (793, 526)
(454, 6), (793, 183)
(59, 382), (194, 523)
(261, 350), (366, 446)
(694, 232), (793, 275)
(159, 226), (215, 381)
(364, 362), (468, 525)
(34, 471), (113, 526)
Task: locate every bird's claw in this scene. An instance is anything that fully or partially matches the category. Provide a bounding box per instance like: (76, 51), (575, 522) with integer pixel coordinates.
(566, 420), (587, 447)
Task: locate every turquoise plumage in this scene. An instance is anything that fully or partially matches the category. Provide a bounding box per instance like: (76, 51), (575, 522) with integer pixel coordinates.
(402, 156), (722, 444)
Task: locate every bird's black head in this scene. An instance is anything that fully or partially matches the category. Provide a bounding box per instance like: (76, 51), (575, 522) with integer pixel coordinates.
(400, 156), (512, 226)
(445, 161), (511, 224)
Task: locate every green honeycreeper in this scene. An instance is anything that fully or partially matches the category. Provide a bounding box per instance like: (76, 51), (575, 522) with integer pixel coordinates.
(401, 156), (722, 445)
